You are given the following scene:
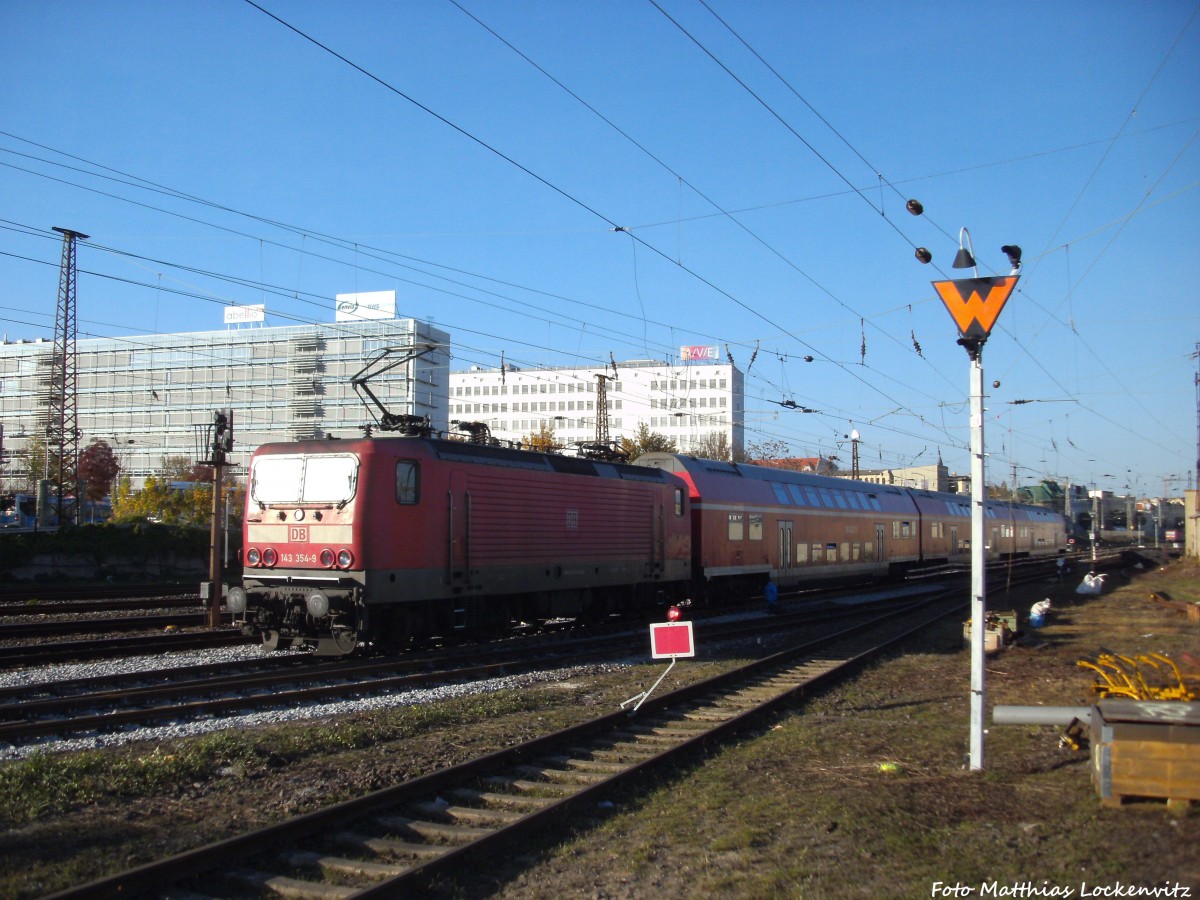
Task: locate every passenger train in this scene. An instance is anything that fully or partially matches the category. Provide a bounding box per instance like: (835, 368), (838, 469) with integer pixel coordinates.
(227, 434), (1067, 655)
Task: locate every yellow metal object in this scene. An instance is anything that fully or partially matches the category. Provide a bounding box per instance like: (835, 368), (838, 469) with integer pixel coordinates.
(1077, 651), (1196, 702)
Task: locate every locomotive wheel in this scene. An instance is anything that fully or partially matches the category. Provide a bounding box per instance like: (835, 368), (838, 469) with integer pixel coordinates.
(261, 630), (293, 653)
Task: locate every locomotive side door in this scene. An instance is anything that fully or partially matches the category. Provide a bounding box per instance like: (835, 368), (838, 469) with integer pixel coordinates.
(448, 471), (471, 585)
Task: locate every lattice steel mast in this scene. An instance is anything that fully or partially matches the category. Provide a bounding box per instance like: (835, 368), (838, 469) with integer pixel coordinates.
(49, 227), (88, 526)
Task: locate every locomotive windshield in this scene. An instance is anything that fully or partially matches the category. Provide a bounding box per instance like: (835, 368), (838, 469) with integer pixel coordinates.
(251, 454), (359, 505)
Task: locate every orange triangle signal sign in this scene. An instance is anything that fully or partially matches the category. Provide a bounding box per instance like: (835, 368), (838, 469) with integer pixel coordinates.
(932, 275), (1019, 342)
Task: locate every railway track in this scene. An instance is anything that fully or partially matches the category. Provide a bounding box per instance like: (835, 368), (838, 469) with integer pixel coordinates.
(0, 593), (202, 617)
(2, 560), (1082, 754)
(44, 592), (954, 899)
(0, 628), (253, 668)
(0, 583), (200, 604)
(0, 589), (936, 750)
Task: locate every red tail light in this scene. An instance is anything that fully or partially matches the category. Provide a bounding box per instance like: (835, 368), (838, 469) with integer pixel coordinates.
(262, 547), (278, 567)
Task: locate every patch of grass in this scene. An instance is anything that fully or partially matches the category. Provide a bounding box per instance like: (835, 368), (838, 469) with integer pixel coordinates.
(0, 686), (567, 828)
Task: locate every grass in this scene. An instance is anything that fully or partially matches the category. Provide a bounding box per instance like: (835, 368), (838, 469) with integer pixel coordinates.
(0, 687), (557, 828)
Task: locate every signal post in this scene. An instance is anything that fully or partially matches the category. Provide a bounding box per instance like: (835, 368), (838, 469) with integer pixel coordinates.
(201, 410), (234, 628)
(930, 232), (1020, 771)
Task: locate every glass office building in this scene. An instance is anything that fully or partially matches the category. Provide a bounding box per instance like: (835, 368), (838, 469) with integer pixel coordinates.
(0, 318), (450, 489)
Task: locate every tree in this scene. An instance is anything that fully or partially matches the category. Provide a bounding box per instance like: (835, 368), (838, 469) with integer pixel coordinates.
(161, 455), (200, 482)
(745, 437), (790, 462)
(692, 431), (732, 461)
(618, 422), (676, 463)
(111, 473), (213, 526)
(522, 422), (561, 453)
(78, 439), (121, 502)
(18, 432), (54, 494)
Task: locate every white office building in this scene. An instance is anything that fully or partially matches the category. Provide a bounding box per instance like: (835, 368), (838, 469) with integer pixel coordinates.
(449, 349), (745, 457)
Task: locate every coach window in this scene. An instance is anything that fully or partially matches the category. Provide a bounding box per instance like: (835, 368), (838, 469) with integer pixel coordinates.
(395, 461), (420, 505)
(728, 513), (744, 541)
(749, 514), (763, 540)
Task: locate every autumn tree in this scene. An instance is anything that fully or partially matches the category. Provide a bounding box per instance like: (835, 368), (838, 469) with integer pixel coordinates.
(522, 422), (561, 453)
(111, 473), (213, 526)
(692, 431), (732, 462)
(78, 439), (121, 502)
(618, 423), (677, 463)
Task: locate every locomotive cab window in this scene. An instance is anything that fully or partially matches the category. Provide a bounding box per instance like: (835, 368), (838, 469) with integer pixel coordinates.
(396, 461), (420, 505)
(251, 454), (358, 505)
(302, 455), (358, 503)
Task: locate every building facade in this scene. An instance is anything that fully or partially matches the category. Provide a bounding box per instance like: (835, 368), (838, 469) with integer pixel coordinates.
(0, 317), (450, 489)
(448, 357), (745, 457)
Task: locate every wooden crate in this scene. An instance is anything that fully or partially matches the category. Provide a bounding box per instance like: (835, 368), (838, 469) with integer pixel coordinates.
(1089, 700), (1200, 808)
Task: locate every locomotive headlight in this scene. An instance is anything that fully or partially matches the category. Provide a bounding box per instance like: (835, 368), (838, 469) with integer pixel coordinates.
(226, 586), (248, 614)
(246, 548), (261, 566)
(337, 549), (354, 569)
(306, 591), (330, 618)
(320, 548), (335, 568)
(262, 547), (278, 567)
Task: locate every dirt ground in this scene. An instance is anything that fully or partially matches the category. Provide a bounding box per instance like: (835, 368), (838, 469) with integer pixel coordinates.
(1, 553), (1197, 898)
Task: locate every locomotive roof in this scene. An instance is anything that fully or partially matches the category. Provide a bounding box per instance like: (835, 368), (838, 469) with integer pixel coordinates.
(253, 435), (681, 485)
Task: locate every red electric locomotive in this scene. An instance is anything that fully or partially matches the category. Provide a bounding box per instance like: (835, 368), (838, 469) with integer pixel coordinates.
(228, 435), (692, 655)
(633, 453), (1067, 595)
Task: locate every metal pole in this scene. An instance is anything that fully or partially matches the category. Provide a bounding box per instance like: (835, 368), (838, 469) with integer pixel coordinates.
(969, 347), (987, 770)
(207, 462), (224, 628)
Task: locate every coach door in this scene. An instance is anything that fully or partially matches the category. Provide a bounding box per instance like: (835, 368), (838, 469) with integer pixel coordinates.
(875, 524), (885, 563)
(778, 521), (793, 577)
(950, 526), (959, 558)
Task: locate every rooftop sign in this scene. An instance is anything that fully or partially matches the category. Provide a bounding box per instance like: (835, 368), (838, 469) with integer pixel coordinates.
(680, 344), (718, 362)
(224, 304), (265, 325)
(335, 290), (396, 323)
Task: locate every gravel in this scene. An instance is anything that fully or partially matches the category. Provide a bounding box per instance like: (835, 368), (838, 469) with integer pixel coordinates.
(0, 645), (632, 761)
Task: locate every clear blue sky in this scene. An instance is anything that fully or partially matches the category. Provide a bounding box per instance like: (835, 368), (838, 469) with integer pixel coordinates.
(2, 0), (1198, 497)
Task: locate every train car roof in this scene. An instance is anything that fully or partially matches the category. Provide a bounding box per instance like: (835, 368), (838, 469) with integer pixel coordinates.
(635, 453), (1064, 523)
(634, 453), (917, 514)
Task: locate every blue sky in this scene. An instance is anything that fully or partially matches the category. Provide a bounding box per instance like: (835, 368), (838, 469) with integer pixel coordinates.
(2, 0), (1197, 497)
